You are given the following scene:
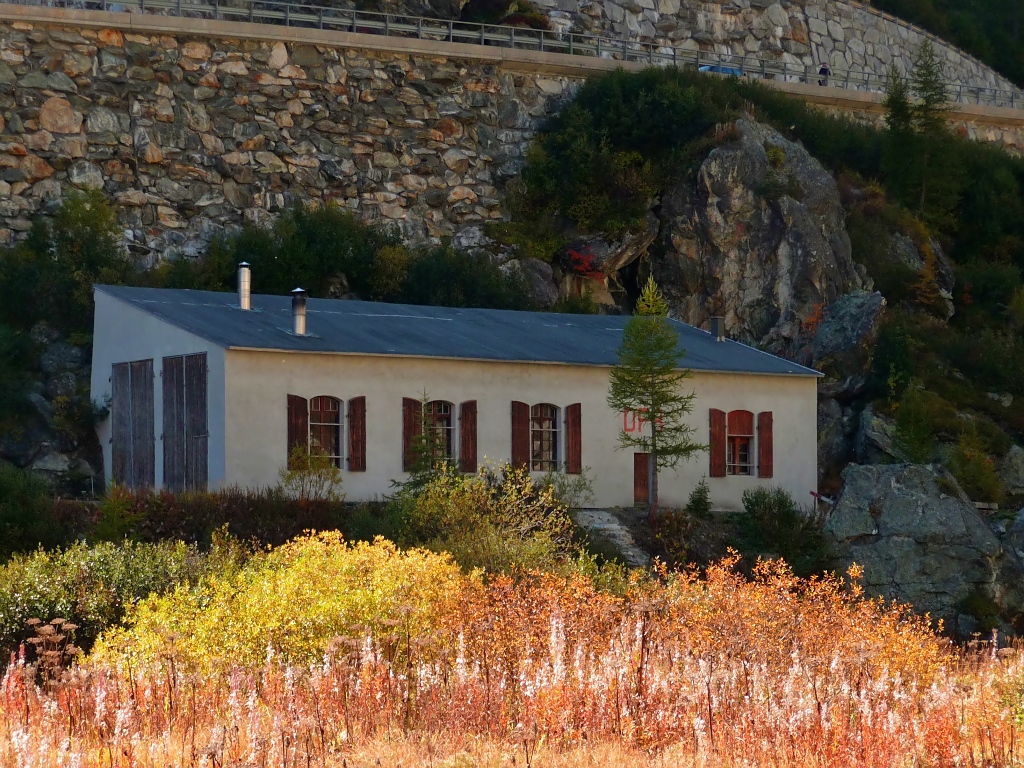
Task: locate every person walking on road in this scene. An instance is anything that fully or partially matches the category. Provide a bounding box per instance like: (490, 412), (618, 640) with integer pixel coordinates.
(818, 61), (831, 86)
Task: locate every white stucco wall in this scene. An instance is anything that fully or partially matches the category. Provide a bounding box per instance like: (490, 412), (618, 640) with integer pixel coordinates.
(224, 350), (818, 511)
(91, 289), (228, 488)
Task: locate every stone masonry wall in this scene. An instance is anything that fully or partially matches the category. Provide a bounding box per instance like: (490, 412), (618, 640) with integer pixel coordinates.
(1, 13), (1023, 259)
(541, 0), (1020, 94)
(0, 17), (579, 257)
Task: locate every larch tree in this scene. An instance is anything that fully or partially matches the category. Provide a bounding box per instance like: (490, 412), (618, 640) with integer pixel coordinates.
(607, 277), (705, 521)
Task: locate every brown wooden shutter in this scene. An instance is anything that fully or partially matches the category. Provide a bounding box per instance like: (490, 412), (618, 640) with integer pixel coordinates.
(402, 397), (422, 471)
(348, 396), (367, 472)
(511, 400), (530, 469)
(459, 400), (478, 473)
(758, 411), (774, 478)
(287, 394), (308, 469)
(565, 402), (582, 475)
(727, 409), (754, 437)
(709, 408), (727, 478)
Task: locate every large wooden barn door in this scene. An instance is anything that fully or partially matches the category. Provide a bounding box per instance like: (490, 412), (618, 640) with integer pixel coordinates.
(162, 353), (208, 491)
(633, 453), (650, 505)
(111, 359), (155, 489)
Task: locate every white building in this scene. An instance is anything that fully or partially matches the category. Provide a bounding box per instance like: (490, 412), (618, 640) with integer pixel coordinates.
(90, 278), (819, 510)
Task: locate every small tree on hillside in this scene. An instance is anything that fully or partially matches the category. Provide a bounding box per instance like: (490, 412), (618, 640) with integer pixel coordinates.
(910, 40), (948, 137)
(607, 277), (705, 522)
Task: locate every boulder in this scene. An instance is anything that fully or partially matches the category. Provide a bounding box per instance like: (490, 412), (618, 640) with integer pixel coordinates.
(654, 118), (861, 355)
(1001, 444), (1024, 496)
(567, 209), (659, 276)
(518, 258), (560, 309)
(826, 463), (1024, 633)
(811, 290), (886, 398)
(854, 403), (904, 464)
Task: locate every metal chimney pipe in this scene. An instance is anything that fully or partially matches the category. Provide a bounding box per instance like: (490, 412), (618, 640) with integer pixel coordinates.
(291, 288), (307, 336)
(238, 262), (251, 310)
(710, 316), (726, 342)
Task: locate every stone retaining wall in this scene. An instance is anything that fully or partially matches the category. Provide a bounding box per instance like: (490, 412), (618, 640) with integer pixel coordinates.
(0, 16), (578, 256)
(541, 0), (1020, 95)
(1, 12), (1023, 259)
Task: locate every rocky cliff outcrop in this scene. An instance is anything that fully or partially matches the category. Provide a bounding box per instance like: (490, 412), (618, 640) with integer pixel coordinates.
(825, 463), (1024, 636)
(654, 118), (863, 355)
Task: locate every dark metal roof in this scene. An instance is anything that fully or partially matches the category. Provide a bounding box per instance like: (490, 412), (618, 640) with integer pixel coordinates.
(95, 285), (819, 377)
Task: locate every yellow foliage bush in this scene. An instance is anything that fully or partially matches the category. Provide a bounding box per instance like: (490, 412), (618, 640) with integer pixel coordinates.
(92, 533), (465, 672)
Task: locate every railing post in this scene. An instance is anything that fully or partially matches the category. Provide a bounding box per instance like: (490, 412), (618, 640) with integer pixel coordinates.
(511, 26), (515, 47)
(177, 0), (181, 15)
(448, 21), (453, 42)
(695, 49), (700, 69)
(140, 0), (144, 13)
(319, 8), (323, 29)
(672, 46), (676, 66)
(384, 13), (389, 35)
(569, 33), (574, 55)
(284, 2), (289, 26)
(540, 31), (545, 52)
(782, 60), (786, 81)
(649, 44), (653, 63)
(621, 36), (626, 60)
(480, 24), (484, 44)
(596, 36), (601, 57)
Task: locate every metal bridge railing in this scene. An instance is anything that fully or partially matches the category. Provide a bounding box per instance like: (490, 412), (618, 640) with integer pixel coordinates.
(9, 0), (1024, 110)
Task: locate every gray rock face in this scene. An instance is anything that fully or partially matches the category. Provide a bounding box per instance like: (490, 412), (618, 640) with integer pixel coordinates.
(569, 209), (659, 275)
(1001, 445), (1024, 496)
(826, 463), (1024, 633)
(817, 397), (847, 485)
(519, 257), (560, 309)
(655, 119), (862, 355)
(811, 290), (886, 399)
(854, 402), (904, 464)
(887, 232), (955, 319)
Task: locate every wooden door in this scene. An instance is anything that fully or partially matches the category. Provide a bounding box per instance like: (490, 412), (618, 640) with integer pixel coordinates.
(111, 359), (154, 489)
(634, 453), (650, 505)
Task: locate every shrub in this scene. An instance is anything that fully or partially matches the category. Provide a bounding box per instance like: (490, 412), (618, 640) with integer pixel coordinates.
(92, 486), (352, 547)
(741, 486), (830, 576)
(402, 247), (532, 309)
(0, 464), (64, 561)
(279, 446), (344, 502)
(686, 478), (712, 518)
(948, 427), (1004, 504)
(368, 244), (412, 302)
(894, 381), (939, 462)
(93, 533), (463, 671)
(0, 534), (247, 661)
(395, 463), (578, 573)
(0, 190), (131, 334)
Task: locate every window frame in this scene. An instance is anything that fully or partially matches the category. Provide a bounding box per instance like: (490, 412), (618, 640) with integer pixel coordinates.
(308, 395), (343, 468)
(530, 403), (560, 472)
(726, 410), (754, 476)
(425, 399), (455, 465)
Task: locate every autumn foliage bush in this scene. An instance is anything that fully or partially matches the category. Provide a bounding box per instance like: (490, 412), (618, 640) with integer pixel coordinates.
(7, 533), (1020, 766)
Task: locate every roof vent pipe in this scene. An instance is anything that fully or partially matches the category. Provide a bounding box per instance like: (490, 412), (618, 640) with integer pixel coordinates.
(238, 262), (251, 310)
(710, 316), (726, 342)
(291, 288), (307, 336)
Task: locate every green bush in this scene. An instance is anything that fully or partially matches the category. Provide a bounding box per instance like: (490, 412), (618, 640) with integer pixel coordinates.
(0, 465), (66, 561)
(0, 324), (32, 426)
(403, 247), (532, 309)
(948, 427), (1004, 504)
(0, 534), (248, 661)
(394, 463), (578, 573)
(741, 486), (830, 576)
(0, 190), (131, 334)
(92, 486), (354, 547)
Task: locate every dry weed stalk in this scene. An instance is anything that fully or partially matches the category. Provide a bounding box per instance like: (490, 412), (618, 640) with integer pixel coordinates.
(1, 560), (1021, 767)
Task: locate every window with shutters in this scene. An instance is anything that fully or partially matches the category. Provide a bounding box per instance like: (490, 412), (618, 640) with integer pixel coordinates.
(727, 410), (754, 476)
(309, 396), (342, 468)
(530, 404), (559, 472)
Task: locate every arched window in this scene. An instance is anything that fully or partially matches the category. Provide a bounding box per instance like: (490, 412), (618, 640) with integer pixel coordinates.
(727, 410), (754, 476)
(530, 403), (559, 471)
(426, 400), (454, 463)
(309, 396), (342, 468)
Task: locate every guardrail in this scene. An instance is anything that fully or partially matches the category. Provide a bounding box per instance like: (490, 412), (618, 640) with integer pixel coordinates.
(8, 0), (1024, 110)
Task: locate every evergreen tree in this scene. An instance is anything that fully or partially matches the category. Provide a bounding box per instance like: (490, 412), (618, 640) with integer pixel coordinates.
(910, 39), (949, 137)
(606, 278), (705, 521)
(882, 65), (920, 205)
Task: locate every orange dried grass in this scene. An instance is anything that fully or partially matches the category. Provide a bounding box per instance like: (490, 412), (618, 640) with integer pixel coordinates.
(0, 557), (1020, 768)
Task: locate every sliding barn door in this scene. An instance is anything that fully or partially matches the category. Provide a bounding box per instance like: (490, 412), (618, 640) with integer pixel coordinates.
(162, 353), (209, 492)
(111, 359), (155, 489)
